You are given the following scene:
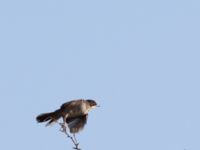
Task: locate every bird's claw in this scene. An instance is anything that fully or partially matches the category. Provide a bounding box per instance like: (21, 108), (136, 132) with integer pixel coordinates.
(73, 147), (81, 150)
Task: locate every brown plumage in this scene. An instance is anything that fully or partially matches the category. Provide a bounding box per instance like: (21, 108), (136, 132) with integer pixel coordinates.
(36, 99), (98, 133)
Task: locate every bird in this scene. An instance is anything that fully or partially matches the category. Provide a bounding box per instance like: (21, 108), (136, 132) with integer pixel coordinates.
(36, 99), (98, 133)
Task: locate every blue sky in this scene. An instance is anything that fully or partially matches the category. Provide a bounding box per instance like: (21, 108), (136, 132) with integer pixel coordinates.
(0, 0), (200, 150)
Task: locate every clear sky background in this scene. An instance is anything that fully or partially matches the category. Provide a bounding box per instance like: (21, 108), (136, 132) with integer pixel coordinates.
(0, 0), (200, 150)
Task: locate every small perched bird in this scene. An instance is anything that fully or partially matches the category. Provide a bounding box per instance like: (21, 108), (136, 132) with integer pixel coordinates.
(36, 99), (98, 133)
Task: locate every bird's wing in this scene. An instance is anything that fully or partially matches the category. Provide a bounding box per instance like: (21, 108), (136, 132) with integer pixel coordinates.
(66, 115), (88, 133)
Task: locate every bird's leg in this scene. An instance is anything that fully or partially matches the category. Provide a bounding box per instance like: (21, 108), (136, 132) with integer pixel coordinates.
(73, 133), (78, 144)
(59, 114), (68, 133)
(59, 122), (67, 132)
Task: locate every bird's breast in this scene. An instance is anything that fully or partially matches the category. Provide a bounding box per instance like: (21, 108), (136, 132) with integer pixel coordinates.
(80, 103), (90, 114)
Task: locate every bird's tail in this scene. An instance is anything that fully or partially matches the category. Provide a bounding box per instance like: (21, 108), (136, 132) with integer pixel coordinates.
(36, 109), (62, 126)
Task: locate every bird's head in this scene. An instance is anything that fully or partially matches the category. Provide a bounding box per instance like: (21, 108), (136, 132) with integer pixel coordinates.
(86, 99), (99, 109)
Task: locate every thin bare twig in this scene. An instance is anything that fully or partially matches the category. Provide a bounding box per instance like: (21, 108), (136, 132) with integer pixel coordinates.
(59, 123), (81, 150)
